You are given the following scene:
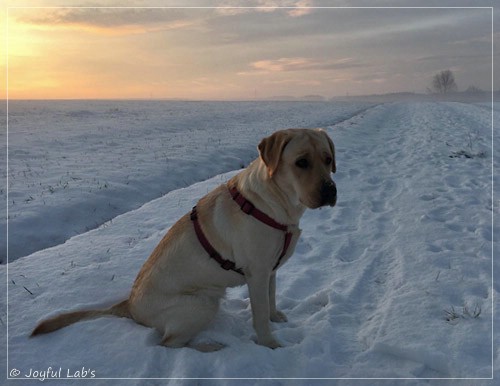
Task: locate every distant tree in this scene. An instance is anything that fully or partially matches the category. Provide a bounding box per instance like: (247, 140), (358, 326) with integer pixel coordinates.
(431, 70), (458, 94)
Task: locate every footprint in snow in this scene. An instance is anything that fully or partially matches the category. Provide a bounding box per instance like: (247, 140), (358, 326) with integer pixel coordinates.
(419, 193), (438, 201)
(369, 200), (387, 213)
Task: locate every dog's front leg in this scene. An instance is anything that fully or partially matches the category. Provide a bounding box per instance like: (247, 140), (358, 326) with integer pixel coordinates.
(246, 272), (281, 349)
(269, 273), (287, 323)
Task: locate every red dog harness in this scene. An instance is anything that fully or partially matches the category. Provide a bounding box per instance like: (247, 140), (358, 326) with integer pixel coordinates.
(190, 186), (293, 276)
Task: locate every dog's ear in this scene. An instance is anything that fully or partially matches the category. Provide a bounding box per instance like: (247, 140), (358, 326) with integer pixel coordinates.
(318, 129), (336, 173)
(258, 130), (292, 177)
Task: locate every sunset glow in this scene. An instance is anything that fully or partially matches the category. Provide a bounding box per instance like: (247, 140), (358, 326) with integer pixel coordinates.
(2, 1), (495, 100)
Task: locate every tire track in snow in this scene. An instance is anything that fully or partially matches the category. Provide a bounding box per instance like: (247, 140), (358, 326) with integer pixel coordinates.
(331, 104), (411, 349)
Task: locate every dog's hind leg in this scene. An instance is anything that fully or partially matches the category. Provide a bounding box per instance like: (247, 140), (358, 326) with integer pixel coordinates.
(160, 294), (222, 351)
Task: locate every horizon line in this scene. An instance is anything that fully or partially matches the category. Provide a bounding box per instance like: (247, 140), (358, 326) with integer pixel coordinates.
(3, 89), (497, 103)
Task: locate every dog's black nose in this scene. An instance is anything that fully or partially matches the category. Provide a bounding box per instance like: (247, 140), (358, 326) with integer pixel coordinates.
(320, 180), (337, 206)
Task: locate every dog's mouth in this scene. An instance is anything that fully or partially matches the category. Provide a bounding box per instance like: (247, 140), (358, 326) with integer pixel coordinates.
(299, 180), (337, 209)
(324, 195), (337, 207)
(315, 197), (337, 209)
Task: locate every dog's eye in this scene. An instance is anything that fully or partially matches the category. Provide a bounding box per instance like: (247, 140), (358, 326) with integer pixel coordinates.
(295, 158), (309, 169)
(325, 157), (332, 166)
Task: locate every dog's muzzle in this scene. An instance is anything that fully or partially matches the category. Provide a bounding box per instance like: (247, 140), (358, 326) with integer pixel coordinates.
(320, 180), (337, 207)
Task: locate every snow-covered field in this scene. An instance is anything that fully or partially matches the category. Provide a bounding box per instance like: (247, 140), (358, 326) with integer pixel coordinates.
(2, 100), (373, 261)
(2, 101), (498, 385)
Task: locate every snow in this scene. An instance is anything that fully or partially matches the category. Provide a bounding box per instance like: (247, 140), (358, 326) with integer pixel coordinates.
(2, 101), (498, 385)
(2, 100), (373, 262)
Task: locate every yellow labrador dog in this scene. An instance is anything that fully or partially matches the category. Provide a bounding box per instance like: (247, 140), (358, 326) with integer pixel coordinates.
(32, 128), (337, 351)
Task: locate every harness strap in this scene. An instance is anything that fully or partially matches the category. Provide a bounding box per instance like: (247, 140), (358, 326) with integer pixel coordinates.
(190, 206), (244, 275)
(229, 187), (288, 231)
(229, 186), (293, 271)
(190, 187), (294, 276)
(273, 231), (293, 270)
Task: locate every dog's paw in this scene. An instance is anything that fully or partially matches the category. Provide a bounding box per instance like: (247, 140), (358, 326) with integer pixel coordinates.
(270, 310), (288, 323)
(259, 338), (282, 349)
(190, 341), (226, 353)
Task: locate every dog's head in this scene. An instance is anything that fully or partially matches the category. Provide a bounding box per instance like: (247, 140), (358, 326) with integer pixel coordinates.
(258, 128), (337, 209)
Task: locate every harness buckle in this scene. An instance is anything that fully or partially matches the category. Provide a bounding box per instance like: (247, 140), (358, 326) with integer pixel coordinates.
(220, 260), (236, 271)
(190, 206), (198, 221)
(240, 201), (254, 215)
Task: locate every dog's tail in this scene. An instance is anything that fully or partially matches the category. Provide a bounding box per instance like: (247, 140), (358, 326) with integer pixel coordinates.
(30, 300), (131, 337)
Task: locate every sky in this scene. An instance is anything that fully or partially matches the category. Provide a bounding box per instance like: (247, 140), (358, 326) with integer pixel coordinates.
(1, 0), (498, 100)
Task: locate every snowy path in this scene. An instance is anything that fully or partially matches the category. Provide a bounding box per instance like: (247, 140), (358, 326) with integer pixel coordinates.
(2, 102), (496, 384)
(327, 103), (493, 379)
(265, 102), (493, 379)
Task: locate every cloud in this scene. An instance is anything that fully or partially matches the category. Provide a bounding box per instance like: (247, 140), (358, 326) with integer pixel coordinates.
(286, 0), (315, 17)
(16, 8), (197, 33)
(252, 57), (313, 72)
(417, 53), (491, 63)
(215, 0), (315, 17)
(241, 57), (365, 74)
(452, 33), (495, 45)
(255, 0), (315, 17)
